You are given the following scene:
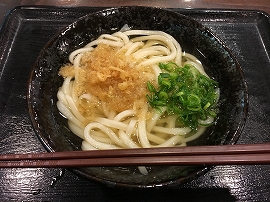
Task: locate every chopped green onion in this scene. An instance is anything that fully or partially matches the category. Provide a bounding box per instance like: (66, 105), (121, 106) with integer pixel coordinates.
(159, 91), (168, 101)
(147, 82), (156, 93)
(146, 62), (219, 131)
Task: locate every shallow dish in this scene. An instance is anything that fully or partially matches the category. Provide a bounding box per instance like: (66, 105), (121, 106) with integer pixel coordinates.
(28, 6), (248, 188)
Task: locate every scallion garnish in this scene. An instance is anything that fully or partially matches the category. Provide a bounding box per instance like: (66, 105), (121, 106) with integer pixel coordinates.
(146, 62), (219, 131)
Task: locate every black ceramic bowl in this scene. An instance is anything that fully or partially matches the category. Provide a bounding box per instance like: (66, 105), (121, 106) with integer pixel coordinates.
(27, 6), (248, 188)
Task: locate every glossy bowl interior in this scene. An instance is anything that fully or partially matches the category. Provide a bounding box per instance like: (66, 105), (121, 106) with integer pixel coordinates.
(27, 6), (248, 188)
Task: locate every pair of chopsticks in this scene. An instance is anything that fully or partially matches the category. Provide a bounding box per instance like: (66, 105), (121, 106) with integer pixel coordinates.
(0, 143), (270, 168)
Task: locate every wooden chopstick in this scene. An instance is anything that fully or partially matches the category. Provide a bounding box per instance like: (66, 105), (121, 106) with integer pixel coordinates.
(0, 143), (270, 168)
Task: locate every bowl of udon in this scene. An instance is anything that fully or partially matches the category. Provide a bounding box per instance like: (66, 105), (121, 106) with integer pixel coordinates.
(28, 6), (248, 188)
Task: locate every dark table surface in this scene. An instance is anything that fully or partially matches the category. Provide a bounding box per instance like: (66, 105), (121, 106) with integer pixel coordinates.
(0, 1), (270, 202)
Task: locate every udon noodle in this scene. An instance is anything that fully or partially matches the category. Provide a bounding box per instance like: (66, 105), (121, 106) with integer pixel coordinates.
(57, 28), (219, 174)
